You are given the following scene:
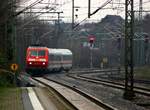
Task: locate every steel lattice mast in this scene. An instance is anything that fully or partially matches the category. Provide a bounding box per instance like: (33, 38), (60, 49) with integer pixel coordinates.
(139, 0), (143, 22)
(123, 0), (135, 99)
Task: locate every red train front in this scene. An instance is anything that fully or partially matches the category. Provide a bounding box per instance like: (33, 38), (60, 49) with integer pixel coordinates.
(26, 46), (49, 72)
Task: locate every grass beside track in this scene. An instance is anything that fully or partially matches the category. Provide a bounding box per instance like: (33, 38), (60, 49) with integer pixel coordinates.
(0, 69), (24, 110)
(0, 87), (24, 110)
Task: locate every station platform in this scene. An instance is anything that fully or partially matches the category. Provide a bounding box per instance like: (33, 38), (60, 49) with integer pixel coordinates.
(35, 77), (110, 110)
(21, 77), (108, 110)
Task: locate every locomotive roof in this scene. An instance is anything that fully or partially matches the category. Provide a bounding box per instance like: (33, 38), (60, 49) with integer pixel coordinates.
(28, 46), (47, 49)
(27, 47), (72, 55)
(48, 48), (72, 55)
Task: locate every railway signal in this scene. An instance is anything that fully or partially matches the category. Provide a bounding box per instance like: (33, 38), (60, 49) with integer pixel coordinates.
(88, 35), (95, 69)
(88, 35), (95, 47)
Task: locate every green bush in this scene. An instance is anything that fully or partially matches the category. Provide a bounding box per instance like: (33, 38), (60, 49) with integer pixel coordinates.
(0, 52), (9, 69)
(0, 71), (14, 87)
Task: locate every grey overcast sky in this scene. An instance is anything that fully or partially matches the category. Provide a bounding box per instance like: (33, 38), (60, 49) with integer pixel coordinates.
(19, 0), (150, 23)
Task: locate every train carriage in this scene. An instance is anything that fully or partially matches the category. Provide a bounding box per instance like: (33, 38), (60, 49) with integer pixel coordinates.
(25, 46), (72, 75)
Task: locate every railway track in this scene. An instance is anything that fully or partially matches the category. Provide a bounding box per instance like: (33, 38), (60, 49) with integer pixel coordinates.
(66, 72), (150, 97)
(32, 76), (118, 110)
(70, 68), (121, 74)
(20, 70), (150, 110)
(71, 69), (150, 85)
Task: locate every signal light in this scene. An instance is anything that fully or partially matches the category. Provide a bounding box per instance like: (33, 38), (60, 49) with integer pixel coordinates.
(88, 35), (95, 44)
(89, 38), (94, 44)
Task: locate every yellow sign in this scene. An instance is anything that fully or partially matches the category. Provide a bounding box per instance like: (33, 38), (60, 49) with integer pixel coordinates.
(11, 64), (18, 71)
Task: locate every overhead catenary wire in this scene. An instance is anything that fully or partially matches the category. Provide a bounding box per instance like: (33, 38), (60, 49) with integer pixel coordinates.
(18, 0), (61, 28)
(18, 0), (70, 39)
(19, 0), (150, 29)
(18, 8), (55, 29)
(14, 0), (44, 17)
(19, 0), (34, 5)
(19, 0), (71, 28)
(89, 0), (113, 17)
(72, 0), (114, 29)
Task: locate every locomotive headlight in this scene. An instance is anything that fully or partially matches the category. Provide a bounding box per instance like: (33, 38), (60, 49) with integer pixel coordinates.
(29, 62), (32, 65)
(40, 59), (46, 62)
(42, 62), (45, 65)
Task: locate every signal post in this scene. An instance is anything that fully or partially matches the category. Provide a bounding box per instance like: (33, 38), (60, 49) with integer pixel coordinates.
(144, 34), (149, 65)
(88, 35), (95, 69)
(11, 63), (18, 86)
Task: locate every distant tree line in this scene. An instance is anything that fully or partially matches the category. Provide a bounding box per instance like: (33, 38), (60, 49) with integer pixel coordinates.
(0, 0), (13, 68)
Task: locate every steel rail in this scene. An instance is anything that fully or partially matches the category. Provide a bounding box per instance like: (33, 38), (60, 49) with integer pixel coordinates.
(66, 73), (150, 97)
(70, 68), (121, 74)
(42, 77), (117, 110)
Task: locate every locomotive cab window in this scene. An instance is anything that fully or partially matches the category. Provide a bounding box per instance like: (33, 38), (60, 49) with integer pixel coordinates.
(29, 50), (46, 57)
(38, 50), (46, 56)
(30, 50), (38, 56)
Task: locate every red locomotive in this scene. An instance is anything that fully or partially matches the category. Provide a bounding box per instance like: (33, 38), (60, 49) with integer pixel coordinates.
(25, 46), (72, 75)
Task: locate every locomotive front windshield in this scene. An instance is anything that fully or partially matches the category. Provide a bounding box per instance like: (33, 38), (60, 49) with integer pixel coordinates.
(38, 50), (45, 56)
(30, 50), (46, 57)
(30, 50), (37, 56)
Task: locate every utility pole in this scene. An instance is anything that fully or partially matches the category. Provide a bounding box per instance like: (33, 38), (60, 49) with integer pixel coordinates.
(72, 0), (74, 29)
(117, 36), (121, 74)
(139, 0), (148, 65)
(11, 0), (18, 85)
(88, 0), (91, 18)
(144, 34), (149, 65)
(57, 12), (62, 32)
(90, 45), (93, 69)
(139, 0), (143, 65)
(56, 12), (63, 47)
(139, 0), (143, 22)
(123, 0), (135, 99)
(7, 0), (16, 62)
